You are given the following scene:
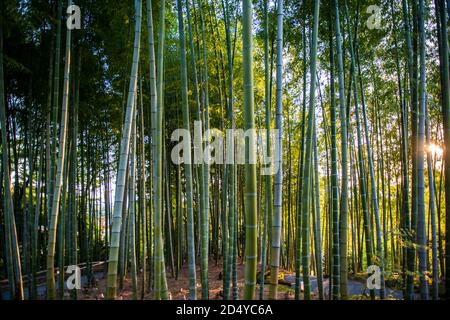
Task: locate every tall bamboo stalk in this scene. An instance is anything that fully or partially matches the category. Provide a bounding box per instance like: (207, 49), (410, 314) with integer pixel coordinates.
(145, 0), (157, 292)
(333, 0), (348, 299)
(425, 104), (439, 300)
(49, 0), (62, 229)
(329, 16), (340, 300)
(312, 124), (323, 300)
(402, 0), (418, 299)
(197, 0), (210, 299)
(106, 0), (141, 299)
(416, 0), (429, 299)
(129, 114), (138, 300)
(153, 0), (169, 300)
(269, 0), (283, 300)
(260, 0), (272, 300)
(176, 0), (197, 299)
(46, 0), (73, 299)
(301, 0), (320, 300)
(242, 0), (258, 300)
(436, 0), (450, 300)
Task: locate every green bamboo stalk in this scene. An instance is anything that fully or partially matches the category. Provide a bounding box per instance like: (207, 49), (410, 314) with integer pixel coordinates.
(425, 103), (439, 300)
(391, 0), (410, 298)
(129, 114), (138, 300)
(153, 0), (169, 300)
(436, 0), (450, 300)
(242, 0), (258, 300)
(69, 47), (81, 300)
(31, 142), (44, 300)
(402, 0), (418, 299)
(259, 0), (272, 300)
(106, 0), (141, 299)
(269, 0), (283, 300)
(220, 0), (236, 300)
(312, 124), (323, 300)
(328, 16), (340, 299)
(176, 0), (197, 300)
(295, 20), (307, 300)
(163, 142), (176, 279)
(58, 142), (71, 299)
(46, 0), (73, 298)
(24, 107), (34, 300)
(145, 0), (156, 292)
(333, 0), (348, 299)
(118, 167), (130, 290)
(416, 0), (429, 300)
(301, 0), (320, 301)
(138, 78), (147, 299)
(44, 30), (54, 298)
(197, 0), (210, 299)
(49, 0), (62, 228)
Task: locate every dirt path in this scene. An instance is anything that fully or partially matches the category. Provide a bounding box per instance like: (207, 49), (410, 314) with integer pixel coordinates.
(283, 275), (403, 299)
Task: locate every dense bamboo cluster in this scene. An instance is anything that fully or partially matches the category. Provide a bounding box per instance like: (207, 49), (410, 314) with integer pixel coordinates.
(1, 0), (450, 301)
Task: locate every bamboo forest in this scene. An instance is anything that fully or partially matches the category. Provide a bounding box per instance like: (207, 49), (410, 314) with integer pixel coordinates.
(1, 0), (450, 303)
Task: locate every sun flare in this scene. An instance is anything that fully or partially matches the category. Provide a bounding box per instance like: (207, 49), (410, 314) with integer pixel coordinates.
(426, 143), (443, 158)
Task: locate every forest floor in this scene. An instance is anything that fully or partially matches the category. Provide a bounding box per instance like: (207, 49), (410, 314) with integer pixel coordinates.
(75, 258), (403, 300)
(77, 258), (300, 300)
(0, 258), (403, 300)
